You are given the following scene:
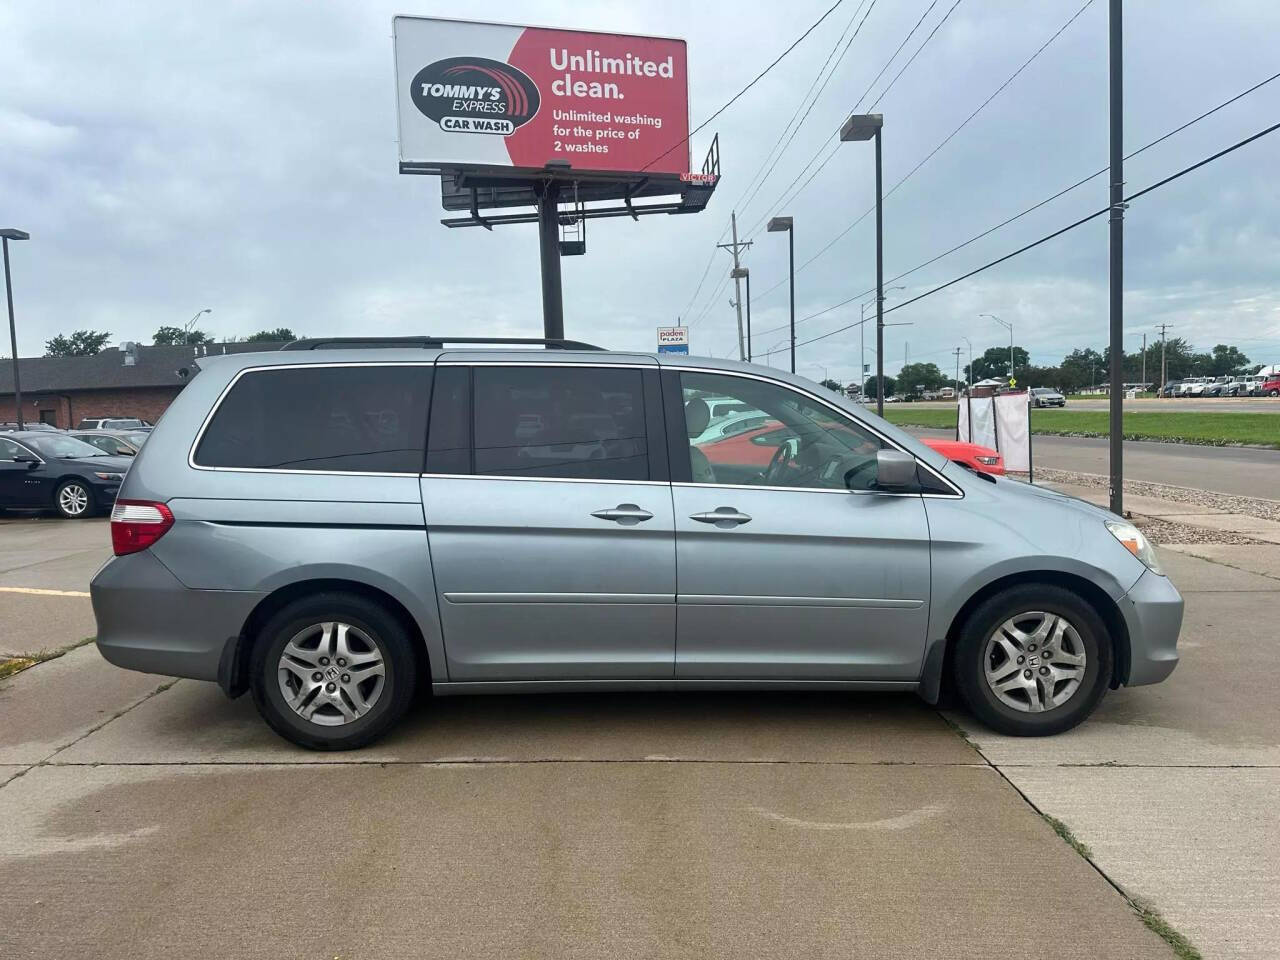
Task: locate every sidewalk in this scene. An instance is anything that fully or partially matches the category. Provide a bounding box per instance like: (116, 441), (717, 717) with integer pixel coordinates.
(957, 479), (1280, 958)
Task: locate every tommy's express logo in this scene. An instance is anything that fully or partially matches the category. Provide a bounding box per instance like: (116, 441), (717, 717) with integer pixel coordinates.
(410, 57), (540, 135)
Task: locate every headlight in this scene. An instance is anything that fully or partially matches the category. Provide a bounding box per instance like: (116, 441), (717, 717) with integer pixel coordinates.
(975, 456), (1001, 465)
(94, 472), (125, 482)
(1104, 519), (1163, 575)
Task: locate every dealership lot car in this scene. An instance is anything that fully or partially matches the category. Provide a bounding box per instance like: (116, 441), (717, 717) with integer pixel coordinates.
(0, 431), (133, 518)
(91, 340), (1183, 749)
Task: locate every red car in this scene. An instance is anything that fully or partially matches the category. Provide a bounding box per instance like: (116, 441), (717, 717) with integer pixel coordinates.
(700, 422), (1006, 476)
(920, 438), (1005, 475)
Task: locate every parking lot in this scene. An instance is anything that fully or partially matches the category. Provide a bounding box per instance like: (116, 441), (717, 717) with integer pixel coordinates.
(1, 505), (1277, 959)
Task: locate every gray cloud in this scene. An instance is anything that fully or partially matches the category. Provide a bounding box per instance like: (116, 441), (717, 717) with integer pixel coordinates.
(1, 0), (1277, 380)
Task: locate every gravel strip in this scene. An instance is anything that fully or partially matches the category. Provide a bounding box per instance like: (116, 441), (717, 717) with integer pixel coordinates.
(1129, 516), (1263, 546)
(1032, 467), (1280, 522)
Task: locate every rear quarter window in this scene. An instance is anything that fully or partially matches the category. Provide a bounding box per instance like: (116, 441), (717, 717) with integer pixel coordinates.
(194, 365), (431, 473)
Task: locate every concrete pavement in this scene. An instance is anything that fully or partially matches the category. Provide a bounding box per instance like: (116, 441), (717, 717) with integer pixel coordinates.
(953, 546), (1280, 959)
(1, 656), (1176, 960)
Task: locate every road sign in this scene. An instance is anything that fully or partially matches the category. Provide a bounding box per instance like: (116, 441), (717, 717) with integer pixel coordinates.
(657, 326), (689, 354)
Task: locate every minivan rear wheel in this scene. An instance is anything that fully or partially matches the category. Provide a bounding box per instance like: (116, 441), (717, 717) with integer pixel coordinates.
(249, 592), (417, 750)
(953, 584), (1112, 736)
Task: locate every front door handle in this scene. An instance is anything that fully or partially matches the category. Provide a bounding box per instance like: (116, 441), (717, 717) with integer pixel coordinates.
(591, 503), (654, 525)
(690, 507), (752, 528)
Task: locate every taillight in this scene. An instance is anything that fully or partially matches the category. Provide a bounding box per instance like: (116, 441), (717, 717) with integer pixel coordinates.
(110, 500), (174, 556)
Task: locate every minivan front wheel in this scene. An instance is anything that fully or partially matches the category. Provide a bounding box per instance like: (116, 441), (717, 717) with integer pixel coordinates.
(954, 584), (1112, 736)
(249, 593), (417, 750)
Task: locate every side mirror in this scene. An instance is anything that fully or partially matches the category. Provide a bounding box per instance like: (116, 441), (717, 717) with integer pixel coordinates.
(873, 449), (918, 490)
(13, 454), (39, 468)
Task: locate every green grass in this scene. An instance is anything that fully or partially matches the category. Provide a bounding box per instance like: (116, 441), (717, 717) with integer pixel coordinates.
(881, 407), (1280, 448)
(0, 637), (96, 682)
(1042, 813), (1094, 859)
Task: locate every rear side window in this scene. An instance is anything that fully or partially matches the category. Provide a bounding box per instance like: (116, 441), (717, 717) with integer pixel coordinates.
(194, 365), (430, 472)
(469, 366), (649, 480)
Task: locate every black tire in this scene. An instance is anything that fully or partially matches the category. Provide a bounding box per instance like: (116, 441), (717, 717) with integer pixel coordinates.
(53, 480), (94, 519)
(953, 584), (1113, 736)
(249, 592), (418, 750)
(1270, 389), (1279, 398)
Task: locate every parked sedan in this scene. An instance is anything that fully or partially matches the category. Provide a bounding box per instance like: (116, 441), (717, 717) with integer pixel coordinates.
(0, 432), (133, 518)
(919, 438), (1005, 475)
(1030, 387), (1066, 408)
(70, 430), (148, 457)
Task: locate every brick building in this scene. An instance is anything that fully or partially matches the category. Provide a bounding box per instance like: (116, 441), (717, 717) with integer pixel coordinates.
(0, 342), (284, 429)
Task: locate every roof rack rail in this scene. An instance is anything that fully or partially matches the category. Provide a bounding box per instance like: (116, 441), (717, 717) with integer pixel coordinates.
(280, 337), (605, 351)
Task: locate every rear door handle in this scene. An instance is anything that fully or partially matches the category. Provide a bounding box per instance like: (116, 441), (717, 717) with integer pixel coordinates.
(591, 504), (654, 525)
(690, 507), (752, 528)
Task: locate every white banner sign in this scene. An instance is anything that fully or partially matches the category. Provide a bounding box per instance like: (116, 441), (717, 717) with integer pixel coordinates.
(958, 393), (1032, 473)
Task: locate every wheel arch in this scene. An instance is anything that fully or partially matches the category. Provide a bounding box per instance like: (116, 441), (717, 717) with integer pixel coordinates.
(919, 569), (1131, 705)
(220, 578), (435, 699)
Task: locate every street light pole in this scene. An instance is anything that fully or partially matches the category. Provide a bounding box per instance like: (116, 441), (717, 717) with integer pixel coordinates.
(838, 113), (885, 414)
(1108, 0), (1125, 515)
(766, 217), (795, 373)
(2, 228), (30, 431)
(982, 313), (1014, 378)
(874, 125), (884, 416)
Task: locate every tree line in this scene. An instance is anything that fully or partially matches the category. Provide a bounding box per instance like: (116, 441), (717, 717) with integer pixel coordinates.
(42, 327), (299, 357)
(839, 338), (1262, 398)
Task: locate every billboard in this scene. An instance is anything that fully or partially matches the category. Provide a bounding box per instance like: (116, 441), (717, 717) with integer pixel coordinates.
(657, 326), (689, 355)
(394, 16), (690, 176)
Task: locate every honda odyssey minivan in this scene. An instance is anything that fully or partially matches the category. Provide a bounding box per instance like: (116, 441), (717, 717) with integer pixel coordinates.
(91, 338), (1182, 749)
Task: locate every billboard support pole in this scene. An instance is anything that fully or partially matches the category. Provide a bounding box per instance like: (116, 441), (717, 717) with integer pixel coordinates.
(538, 181), (564, 340)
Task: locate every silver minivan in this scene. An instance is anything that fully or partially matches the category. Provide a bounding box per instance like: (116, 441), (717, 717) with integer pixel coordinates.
(91, 339), (1182, 749)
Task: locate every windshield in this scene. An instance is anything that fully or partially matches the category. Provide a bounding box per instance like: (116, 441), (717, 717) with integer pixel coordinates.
(23, 435), (110, 458)
(124, 431), (149, 445)
(105, 419), (144, 428)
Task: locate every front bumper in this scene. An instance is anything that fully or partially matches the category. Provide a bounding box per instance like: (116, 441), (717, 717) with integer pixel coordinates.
(91, 549), (263, 682)
(1117, 569), (1183, 686)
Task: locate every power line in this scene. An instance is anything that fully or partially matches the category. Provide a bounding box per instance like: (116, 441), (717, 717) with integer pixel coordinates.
(745, 0), (967, 239)
(747, 54), (1279, 342)
(753, 120), (1280, 358)
(727, 0), (873, 229)
(751, 0), (1098, 306)
(640, 0), (849, 173)
(867, 0), (963, 111)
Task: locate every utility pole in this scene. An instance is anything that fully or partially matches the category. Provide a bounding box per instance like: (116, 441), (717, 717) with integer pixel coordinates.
(1141, 332), (1147, 392)
(1107, 0), (1125, 515)
(717, 211), (752, 361)
(953, 347), (962, 395)
(1156, 322), (1172, 398)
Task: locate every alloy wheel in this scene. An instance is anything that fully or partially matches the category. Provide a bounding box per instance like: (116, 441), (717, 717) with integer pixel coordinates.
(58, 483), (90, 517)
(276, 621), (386, 726)
(983, 611), (1087, 713)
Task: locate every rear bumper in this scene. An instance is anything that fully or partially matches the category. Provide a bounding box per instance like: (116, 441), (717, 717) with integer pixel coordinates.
(91, 550), (263, 682)
(1117, 569), (1183, 686)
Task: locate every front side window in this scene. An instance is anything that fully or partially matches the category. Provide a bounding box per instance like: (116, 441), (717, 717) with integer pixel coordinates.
(0, 438), (25, 460)
(194, 365), (430, 472)
(680, 372), (884, 490)
(469, 366), (649, 481)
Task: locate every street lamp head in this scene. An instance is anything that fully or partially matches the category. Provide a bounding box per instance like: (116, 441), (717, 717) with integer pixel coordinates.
(839, 113), (883, 142)
(0, 228), (30, 241)
(766, 216), (793, 233)
(729, 267), (749, 279)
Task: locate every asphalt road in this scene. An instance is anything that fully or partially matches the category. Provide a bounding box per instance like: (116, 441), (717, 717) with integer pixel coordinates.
(3, 514), (1279, 957)
(910, 427), (1280, 498)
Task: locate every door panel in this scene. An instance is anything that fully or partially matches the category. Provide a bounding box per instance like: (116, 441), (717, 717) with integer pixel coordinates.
(422, 477), (676, 680)
(673, 485), (930, 679)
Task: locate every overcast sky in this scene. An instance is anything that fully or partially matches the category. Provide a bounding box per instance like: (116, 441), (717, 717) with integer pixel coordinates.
(3, 0), (1278, 381)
